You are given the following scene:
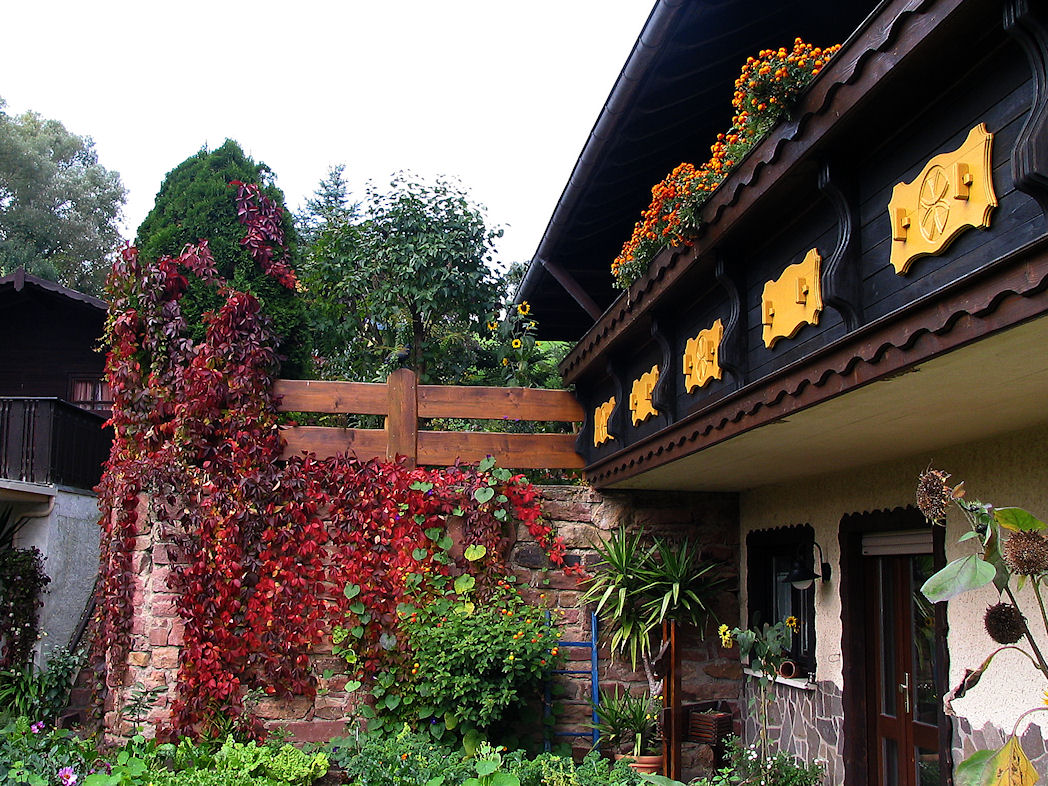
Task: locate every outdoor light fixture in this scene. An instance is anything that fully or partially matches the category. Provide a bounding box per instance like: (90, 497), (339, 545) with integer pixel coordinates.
(784, 541), (831, 590)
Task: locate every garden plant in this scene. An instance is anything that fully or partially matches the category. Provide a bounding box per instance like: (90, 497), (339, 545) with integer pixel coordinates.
(916, 468), (1048, 785)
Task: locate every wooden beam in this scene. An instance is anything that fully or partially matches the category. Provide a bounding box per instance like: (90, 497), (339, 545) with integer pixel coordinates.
(385, 368), (418, 466)
(417, 431), (584, 469)
(418, 385), (584, 421)
(280, 426), (386, 461)
(274, 379), (389, 415)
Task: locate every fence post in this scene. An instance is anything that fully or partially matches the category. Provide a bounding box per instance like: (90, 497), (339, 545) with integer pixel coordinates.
(385, 369), (418, 466)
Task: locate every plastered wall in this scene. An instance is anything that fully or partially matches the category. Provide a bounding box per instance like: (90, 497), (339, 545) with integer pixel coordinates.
(738, 420), (1048, 747)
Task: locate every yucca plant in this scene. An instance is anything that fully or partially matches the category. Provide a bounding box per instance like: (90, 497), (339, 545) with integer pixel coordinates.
(580, 527), (731, 731)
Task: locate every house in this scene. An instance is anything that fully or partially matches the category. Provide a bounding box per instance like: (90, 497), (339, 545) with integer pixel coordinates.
(0, 267), (112, 661)
(519, 0), (1048, 782)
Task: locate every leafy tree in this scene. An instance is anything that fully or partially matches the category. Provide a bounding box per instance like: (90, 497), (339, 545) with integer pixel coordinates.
(295, 164), (357, 243)
(135, 139), (309, 376)
(0, 97), (126, 295)
(301, 172), (502, 384)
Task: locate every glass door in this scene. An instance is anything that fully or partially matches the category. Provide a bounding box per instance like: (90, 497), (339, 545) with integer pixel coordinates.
(866, 554), (942, 786)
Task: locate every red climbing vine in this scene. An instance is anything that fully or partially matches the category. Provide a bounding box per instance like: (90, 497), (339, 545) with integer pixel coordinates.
(94, 182), (575, 739)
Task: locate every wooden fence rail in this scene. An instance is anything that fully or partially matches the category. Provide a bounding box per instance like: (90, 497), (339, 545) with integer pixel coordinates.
(275, 369), (585, 469)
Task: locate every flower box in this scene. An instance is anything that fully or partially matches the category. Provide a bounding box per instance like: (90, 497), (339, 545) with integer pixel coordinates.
(688, 709), (732, 746)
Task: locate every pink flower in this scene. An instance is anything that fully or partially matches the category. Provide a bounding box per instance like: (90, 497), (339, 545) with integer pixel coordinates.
(58, 767), (77, 786)
(30, 721), (45, 734)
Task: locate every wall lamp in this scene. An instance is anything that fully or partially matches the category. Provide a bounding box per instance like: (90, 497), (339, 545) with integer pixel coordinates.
(784, 541), (831, 590)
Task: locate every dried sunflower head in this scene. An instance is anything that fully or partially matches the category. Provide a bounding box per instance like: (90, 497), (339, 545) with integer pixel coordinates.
(1002, 531), (1048, 575)
(984, 602), (1027, 644)
(917, 468), (953, 523)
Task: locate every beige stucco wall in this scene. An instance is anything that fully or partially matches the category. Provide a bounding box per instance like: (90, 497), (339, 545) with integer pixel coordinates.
(738, 419), (1048, 737)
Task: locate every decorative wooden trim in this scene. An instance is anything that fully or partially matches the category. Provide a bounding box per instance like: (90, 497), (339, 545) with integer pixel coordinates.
(606, 360), (629, 444)
(594, 397), (616, 447)
(683, 319), (724, 393)
(582, 238), (1048, 486)
(761, 249), (823, 348)
(650, 317), (676, 418)
(1005, 0), (1048, 215)
(715, 256), (746, 384)
(887, 124), (997, 275)
(819, 161), (862, 331)
(628, 366), (660, 425)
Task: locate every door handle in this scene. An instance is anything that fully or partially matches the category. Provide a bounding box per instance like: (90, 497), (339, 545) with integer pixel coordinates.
(898, 672), (911, 714)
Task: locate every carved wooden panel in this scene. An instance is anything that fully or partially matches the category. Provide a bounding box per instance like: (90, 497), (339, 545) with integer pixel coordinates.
(628, 366), (659, 425)
(683, 319), (724, 392)
(761, 249), (823, 349)
(594, 397), (616, 446)
(888, 124), (997, 274)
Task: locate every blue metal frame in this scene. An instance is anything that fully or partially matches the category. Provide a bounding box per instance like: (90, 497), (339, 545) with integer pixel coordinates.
(544, 611), (599, 750)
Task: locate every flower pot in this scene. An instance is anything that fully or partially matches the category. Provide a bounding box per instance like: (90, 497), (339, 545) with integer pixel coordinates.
(688, 710), (732, 745)
(778, 659), (799, 679)
(615, 753), (664, 775)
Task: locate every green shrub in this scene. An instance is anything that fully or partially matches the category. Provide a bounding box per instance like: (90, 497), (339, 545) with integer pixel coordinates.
(0, 716), (96, 786)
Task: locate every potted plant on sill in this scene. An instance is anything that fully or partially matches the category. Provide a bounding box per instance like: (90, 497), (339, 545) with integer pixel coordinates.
(580, 527), (731, 773)
(591, 687), (662, 773)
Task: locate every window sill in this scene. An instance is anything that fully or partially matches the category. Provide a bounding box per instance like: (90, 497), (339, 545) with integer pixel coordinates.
(743, 666), (816, 691)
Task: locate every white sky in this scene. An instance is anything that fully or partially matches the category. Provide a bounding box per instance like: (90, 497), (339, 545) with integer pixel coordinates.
(1, 1), (654, 269)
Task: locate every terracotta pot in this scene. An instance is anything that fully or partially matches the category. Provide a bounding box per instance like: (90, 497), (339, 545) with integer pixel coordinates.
(615, 753), (664, 774)
(778, 659), (799, 679)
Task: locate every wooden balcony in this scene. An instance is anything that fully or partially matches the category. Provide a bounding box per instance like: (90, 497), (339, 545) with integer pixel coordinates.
(0, 398), (111, 491)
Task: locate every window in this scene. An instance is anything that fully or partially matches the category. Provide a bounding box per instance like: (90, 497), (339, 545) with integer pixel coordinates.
(69, 377), (112, 414)
(746, 524), (816, 674)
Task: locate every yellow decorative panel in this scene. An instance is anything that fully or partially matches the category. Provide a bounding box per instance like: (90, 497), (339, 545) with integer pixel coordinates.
(593, 397), (615, 447)
(683, 318), (724, 392)
(888, 123), (997, 275)
(761, 248), (823, 349)
(628, 366), (659, 425)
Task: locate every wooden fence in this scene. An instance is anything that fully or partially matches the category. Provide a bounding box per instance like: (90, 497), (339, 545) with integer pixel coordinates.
(275, 369), (585, 469)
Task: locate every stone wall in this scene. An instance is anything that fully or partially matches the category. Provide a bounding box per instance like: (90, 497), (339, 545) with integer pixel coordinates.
(741, 677), (844, 783)
(106, 485), (741, 757)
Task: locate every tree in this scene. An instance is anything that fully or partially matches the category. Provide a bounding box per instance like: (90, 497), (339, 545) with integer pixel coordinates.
(295, 164), (357, 244)
(136, 139), (309, 376)
(301, 172), (503, 384)
(0, 97), (126, 295)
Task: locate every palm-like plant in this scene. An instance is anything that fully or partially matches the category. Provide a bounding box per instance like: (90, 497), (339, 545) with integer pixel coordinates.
(580, 527), (731, 721)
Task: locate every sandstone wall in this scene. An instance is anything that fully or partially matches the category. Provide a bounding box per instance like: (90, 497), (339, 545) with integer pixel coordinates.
(106, 485), (741, 761)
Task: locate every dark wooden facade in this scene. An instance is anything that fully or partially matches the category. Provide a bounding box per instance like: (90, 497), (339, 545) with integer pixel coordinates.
(0, 268), (108, 404)
(541, 0), (1048, 490)
(0, 269), (111, 490)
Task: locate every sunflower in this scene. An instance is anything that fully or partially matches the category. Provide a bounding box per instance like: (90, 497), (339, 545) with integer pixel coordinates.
(517, 301), (531, 316)
(511, 339), (522, 349)
(718, 624), (733, 648)
(785, 615), (799, 633)
(487, 321), (498, 332)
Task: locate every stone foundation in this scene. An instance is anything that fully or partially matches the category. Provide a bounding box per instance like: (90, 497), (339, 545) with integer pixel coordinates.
(742, 677), (844, 783)
(105, 485), (740, 756)
(954, 717), (1048, 776)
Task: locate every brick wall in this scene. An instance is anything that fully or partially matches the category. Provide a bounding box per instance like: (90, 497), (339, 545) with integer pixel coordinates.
(104, 485), (741, 762)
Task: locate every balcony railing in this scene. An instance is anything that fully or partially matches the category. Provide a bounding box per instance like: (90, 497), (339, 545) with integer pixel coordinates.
(0, 398), (111, 491)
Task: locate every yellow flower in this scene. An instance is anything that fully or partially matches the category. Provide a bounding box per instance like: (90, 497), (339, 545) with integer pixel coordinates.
(527, 321), (536, 330)
(502, 358), (509, 366)
(487, 321), (498, 331)
(718, 623), (733, 648)
(512, 339), (522, 349)
(517, 301), (531, 316)
(1043, 690), (1048, 707)
(785, 616), (799, 632)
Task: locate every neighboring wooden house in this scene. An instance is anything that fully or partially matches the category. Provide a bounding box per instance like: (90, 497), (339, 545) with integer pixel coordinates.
(0, 267), (111, 661)
(520, 0), (1048, 782)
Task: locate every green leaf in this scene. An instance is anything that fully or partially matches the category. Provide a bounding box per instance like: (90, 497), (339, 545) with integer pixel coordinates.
(491, 773), (520, 786)
(995, 508), (1047, 532)
(958, 531), (978, 542)
(455, 575), (476, 594)
(474, 486), (495, 504)
(350, 602), (365, 615)
(462, 727), (483, 756)
(921, 555), (996, 603)
(343, 584), (361, 600)
(424, 778), (446, 786)
(413, 548), (429, 561)
(478, 456), (496, 472)
(475, 761), (498, 777)
(444, 711), (459, 730)
(345, 680), (362, 693)
(425, 527), (443, 542)
(464, 544), (487, 561)
(384, 694), (401, 710)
